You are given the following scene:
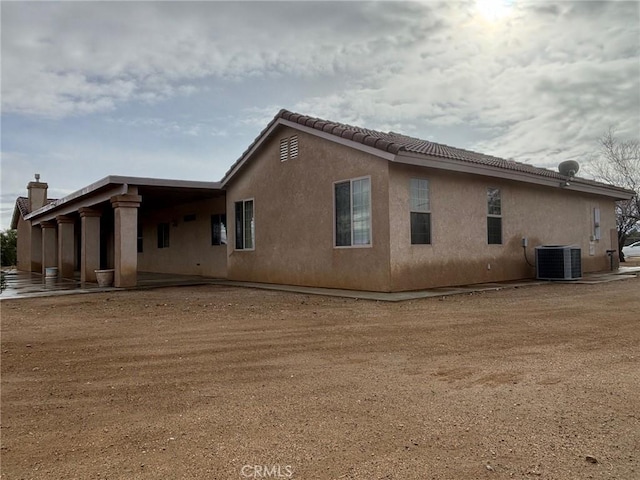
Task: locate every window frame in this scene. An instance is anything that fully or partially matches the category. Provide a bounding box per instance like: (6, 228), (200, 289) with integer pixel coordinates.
(333, 175), (372, 249)
(410, 178), (432, 245)
(234, 198), (255, 251)
(487, 187), (502, 245)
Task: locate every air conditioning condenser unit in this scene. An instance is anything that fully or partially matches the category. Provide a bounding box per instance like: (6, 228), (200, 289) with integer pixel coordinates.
(535, 245), (582, 280)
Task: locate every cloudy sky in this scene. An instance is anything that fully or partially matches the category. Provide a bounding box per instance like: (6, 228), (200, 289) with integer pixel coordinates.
(2, 0), (639, 229)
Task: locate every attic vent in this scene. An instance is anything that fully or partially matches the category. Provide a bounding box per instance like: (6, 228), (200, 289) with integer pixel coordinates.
(280, 138), (289, 162)
(280, 135), (299, 161)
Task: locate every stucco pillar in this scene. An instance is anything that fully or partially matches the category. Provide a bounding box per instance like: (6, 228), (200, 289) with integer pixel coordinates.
(56, 215), (75, 279)
(79, 208), (102, 283)
(30, 224), (43, 273)
(110, 194), (142, 288)
(41, 221), (58, 275)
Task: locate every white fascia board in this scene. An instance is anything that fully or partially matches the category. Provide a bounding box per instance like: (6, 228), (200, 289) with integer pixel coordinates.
(26, 176), (115, 221)
(394, 153), (635, 200)
(107, 175), (221, 190)
(27, 185), (127, 225)
(221, 118), (395, 187)
(26, 175), (222, 223)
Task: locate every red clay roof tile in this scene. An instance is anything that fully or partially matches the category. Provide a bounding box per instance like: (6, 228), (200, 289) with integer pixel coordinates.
(224, 109), (632, 195)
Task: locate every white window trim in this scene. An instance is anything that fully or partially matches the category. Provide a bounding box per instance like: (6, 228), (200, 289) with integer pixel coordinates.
(487, 187), (503, 245)
(234, 197), (255, 251)
(333, 175), (373, 249)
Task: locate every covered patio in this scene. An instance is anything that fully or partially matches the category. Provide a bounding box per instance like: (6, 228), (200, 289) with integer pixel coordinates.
(16, 176), (225, 288)
(0, 270), (223, 300)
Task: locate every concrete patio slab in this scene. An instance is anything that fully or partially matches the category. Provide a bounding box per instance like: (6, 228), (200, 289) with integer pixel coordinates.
(1, 267), (638, 302)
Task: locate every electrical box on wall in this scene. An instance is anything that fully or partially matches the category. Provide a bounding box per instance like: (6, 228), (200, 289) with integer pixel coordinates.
(593, 208), (601, 241)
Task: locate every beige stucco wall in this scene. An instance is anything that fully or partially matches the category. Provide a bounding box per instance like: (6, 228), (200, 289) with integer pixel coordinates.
(388, 163), (618, 291)
(16, 217), (31, 270)
(225, 126), (392, 291)
(137, 197), (227, 277)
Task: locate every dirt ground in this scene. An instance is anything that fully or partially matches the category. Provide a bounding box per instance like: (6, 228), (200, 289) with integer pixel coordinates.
(1, 277), (639, 480)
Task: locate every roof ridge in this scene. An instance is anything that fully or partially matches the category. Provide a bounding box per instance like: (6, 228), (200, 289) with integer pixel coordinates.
(276, 110), (587, 183)
(278, 109), (406, 154)
(222, 109), (633, 196)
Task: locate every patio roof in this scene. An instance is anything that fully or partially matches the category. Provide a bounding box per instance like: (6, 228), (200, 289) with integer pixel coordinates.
(25, 175), (223, 224)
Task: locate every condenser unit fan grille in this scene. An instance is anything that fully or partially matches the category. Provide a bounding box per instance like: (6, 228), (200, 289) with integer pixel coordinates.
(535, 246), (582, 280)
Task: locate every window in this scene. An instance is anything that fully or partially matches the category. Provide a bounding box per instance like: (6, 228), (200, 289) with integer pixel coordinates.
(211, 214), (227, 246)
(234, 200), (254, 250)
(410, 178), (431, 244)
(487, 188), (502, 244)
(280, 135), (299, 161)
(335, 177), (371, 247)
(157, 223), (170, 248)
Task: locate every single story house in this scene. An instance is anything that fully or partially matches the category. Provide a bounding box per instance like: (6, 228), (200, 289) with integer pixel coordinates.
(11, 109), (635, 291)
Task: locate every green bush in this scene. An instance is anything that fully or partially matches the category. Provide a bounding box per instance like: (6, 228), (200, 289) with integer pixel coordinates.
(1, 229), (17, 267)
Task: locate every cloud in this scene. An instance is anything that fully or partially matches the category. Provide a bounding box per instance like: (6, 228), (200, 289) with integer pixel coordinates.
(274, 0), (640, 169)
(1, 1), (447, 118)
(106, 116), (228, 138)
(1, 0), (638, 227)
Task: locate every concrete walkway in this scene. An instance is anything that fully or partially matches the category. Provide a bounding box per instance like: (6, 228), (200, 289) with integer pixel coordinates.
(215, 267), (640, 302)
(2, 267), (638, 302)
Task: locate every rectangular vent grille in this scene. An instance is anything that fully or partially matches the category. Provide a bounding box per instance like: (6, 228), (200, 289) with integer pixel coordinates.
(535, 246), (582, 280)
(289, 136), (298, 159)
(279, 138), (289, 161)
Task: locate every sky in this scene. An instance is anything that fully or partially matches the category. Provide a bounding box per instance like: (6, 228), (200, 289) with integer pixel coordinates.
(2, 0), (639, 229)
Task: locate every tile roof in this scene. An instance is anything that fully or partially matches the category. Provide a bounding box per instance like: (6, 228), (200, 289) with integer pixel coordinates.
(225, 109), (631, 195)
(16, 196), (30, 218)
(277, 110), (606, 187)
(13, 196), (57, 220)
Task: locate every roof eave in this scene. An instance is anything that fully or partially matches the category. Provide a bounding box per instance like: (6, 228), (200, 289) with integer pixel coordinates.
(221, 116), (395, 187)
(26, 175), (223, 222)
(10, 204), (22, 229)
(394, 152), (635, 200)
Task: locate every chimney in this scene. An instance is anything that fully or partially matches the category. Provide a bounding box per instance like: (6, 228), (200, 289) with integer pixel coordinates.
(27, 173), (48, 211)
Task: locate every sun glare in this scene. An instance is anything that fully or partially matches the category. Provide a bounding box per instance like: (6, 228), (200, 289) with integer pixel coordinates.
(475, 0), (513, 22)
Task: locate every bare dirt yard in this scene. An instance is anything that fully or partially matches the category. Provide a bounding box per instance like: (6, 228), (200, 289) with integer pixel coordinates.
(1, 277), (639, 480)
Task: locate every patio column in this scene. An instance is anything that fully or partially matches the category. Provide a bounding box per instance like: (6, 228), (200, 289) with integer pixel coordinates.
(30, 224), (43, 273)
(41, 221), (57, 275)
(56, 215), (75, 279)
(79, 208), (101, 283)
(110, 194), (142, 288)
